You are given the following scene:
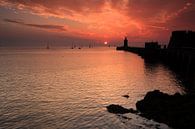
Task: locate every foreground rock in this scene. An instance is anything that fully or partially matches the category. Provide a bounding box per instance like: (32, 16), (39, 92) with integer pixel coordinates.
(106, 104), (138, 114)
(136, 90), (195, 129)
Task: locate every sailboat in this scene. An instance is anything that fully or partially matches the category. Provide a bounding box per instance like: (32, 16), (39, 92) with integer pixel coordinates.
(89, 44), (91, 48)
(71, 43), (74, 49)
(46, 42), (50, 49)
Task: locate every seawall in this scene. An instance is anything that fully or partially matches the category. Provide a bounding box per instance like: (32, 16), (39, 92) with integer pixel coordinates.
(117, 46), (195, 90)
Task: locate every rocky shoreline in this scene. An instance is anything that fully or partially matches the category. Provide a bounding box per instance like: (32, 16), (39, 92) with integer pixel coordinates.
(107, 90), (195, 129)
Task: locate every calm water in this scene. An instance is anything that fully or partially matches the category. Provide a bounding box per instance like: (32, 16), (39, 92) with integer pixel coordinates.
(0, 47), (184, 129)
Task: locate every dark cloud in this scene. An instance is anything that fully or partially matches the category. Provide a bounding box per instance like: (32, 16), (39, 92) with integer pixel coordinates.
(4, 18), (66, 31)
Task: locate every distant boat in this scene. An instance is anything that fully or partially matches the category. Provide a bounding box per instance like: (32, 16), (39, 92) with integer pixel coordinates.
(71, 42), (77, 49)
(71, 43), (74, 49)
(78, 45), (82, 49)
(71, 41), (78, 49)
(46, 43), (50, 49)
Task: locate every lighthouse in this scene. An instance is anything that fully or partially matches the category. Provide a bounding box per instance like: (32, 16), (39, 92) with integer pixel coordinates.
(124, 37), (128, 48)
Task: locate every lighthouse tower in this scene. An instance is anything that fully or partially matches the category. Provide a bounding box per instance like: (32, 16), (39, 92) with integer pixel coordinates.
(124, 37), (128, 48)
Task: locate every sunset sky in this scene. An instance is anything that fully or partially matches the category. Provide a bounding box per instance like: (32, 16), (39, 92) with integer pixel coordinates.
(0, 0), (195, 46)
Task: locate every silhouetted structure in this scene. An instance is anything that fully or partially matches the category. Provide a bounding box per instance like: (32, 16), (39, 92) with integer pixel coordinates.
(163, 45), (167, 49)
(116, 30), (195, 90)
(168, 31), (195, 49)
(124, 37), (128, 48)
(116, 37), (129, 50)
(144, 42), (161, 59)
(145, 42), (160, 49)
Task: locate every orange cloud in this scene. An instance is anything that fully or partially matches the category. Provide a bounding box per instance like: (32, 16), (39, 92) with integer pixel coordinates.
(1, 0), (195, 42)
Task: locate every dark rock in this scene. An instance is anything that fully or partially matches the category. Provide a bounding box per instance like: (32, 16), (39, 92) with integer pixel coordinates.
(136, 90), (195, 129)
(129, 108), (139, 114)
(122, 95), (129, 98)
(106, 104), (132, 114)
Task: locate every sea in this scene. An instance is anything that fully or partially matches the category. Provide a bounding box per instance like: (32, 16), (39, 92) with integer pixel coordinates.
(0, 47), (185, 129)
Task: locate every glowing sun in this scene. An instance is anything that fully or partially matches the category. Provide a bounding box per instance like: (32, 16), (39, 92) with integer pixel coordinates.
(104, 41), (108, 45)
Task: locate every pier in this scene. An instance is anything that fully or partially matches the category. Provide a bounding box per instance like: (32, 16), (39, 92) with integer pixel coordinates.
(117, 31), (195, 90)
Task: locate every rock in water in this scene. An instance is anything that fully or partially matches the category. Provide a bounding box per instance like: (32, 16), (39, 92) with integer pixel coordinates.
(106, 104), (131, 114)
(122, 95), (129, 98)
